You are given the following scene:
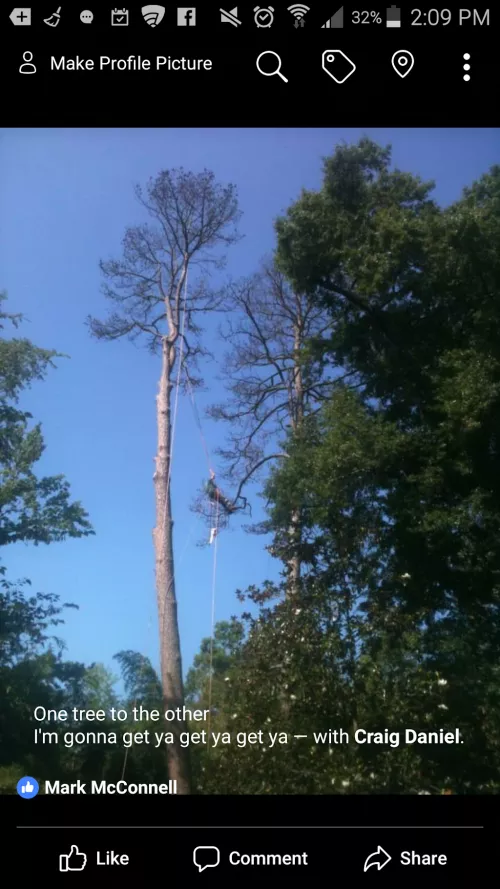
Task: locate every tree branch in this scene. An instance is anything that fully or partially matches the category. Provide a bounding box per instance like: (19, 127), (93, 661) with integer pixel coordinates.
(231, 453), (289, 507)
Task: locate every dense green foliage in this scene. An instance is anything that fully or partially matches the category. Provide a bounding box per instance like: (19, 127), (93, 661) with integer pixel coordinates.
(189, 143), (500, 793)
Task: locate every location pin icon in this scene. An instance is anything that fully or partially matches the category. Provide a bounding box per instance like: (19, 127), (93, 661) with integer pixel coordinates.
(392, 50), (414, 78)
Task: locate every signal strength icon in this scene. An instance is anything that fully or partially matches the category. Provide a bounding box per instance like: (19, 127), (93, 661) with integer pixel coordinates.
(142, 5), (165, 26)
(322, 7), (344, 27)
(288, 5), (310, 27)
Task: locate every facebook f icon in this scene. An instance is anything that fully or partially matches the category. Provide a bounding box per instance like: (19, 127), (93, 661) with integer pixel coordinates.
(17, 776), (39, 798)
(177, 7), (196, 25)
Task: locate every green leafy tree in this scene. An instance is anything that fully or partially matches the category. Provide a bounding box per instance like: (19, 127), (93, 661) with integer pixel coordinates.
(185, 618), (244, 718)
(0, 572), (96, 788)
(198, 143), (500, 794)
(267, 141), (500, 792)
(184, 619), (245, 790)
(0, 295), (94, 790)
(275, 145), (500, 618)
(114, 650), (163, 709)
(78, 663), (119, 713)
(0, 294), (93, 546)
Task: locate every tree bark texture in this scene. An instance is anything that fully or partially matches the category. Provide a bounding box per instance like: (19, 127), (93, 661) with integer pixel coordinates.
(153, 338), (191, 793)
(286, 320), (304, 598)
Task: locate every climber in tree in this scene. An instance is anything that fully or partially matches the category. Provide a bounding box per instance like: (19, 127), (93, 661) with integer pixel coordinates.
(205, 470), (239, 515)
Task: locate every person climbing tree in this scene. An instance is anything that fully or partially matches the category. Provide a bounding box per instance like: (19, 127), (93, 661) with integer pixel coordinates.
(205, 470), (238, 515)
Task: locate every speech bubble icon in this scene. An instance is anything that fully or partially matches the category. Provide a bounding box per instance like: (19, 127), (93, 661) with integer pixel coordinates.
(193, 846), (220, 873)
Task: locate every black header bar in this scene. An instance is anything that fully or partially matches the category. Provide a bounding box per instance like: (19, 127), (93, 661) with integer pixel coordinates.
(2, 5), (498, 125)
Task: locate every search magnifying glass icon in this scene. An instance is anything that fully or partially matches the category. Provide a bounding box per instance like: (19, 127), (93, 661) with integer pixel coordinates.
(256, 51), (288, 83)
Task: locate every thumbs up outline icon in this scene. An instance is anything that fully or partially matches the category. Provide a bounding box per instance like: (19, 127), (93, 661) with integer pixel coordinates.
(59, 845), (87, 872)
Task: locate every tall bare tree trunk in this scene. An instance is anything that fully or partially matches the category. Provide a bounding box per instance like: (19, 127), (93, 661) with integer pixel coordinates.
(287, 509), (301, 597)
(90, 169), (240, 797)
(153, 338), (191, 793)
(286, 319), (304, 598)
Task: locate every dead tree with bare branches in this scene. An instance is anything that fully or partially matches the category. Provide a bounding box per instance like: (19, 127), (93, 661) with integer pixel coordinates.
(88, 168), (240, 793)
(208, 258), (343, 596)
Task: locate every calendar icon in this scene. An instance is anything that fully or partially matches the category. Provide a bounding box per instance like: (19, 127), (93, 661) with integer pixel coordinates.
(111, 8), (129, 25)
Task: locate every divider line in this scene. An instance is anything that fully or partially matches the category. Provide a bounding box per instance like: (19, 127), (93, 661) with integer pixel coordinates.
(17, 824), (485, 829)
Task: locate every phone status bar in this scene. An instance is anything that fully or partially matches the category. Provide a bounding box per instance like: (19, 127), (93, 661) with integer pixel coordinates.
(7, 6), (492, 30)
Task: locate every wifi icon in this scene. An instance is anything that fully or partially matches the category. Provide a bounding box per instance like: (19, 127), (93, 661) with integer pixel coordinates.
(288, 4), (310, 27)
(288, 5), (310, 17)
(142, 5), (165, 27)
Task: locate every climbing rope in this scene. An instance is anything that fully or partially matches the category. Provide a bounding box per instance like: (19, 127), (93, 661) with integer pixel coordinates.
(206, 490), (220, 748)
(182, 359), (221, 749)
(185, 368), (213, 476)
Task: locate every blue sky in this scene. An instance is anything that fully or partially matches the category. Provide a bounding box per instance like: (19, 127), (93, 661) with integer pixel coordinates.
(1, 127), (499, 686)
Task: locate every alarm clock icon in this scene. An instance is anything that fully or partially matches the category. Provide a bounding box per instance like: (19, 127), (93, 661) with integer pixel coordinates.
(254, 6), (274, 27)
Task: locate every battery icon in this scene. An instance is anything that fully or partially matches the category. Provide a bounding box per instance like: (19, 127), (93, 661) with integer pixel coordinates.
(386, 5), (401, 26)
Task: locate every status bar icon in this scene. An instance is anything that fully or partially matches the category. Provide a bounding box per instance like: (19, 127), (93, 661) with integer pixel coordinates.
(9, 7), (31, 25)
(322, 7), (343, 28)
(386, 5), (401, 27)
(221, 7), (241, 26)
(111, 8), (129, 25)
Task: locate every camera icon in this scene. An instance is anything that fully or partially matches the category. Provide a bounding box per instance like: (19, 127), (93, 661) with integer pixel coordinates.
(322, 50), (356, 83)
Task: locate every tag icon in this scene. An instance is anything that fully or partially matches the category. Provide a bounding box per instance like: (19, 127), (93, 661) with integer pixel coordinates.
(392, 50), (414, 77)
(322, 49), (356, 83)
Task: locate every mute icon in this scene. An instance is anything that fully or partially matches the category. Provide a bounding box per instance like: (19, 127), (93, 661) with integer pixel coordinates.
(221, 6), (241, 25)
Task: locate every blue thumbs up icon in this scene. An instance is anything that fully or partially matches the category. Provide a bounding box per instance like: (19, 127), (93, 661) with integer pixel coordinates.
(17, 776), (39, 798)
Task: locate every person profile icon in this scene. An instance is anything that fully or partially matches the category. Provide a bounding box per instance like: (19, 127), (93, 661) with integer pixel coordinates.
(19, 51), (36, 74)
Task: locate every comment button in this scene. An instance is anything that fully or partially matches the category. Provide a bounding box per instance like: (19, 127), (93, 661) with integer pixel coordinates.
(193, 846), (220, 873)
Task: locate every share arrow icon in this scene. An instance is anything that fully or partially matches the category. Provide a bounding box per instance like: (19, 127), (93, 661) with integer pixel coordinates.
(363, 845), (392, 872)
